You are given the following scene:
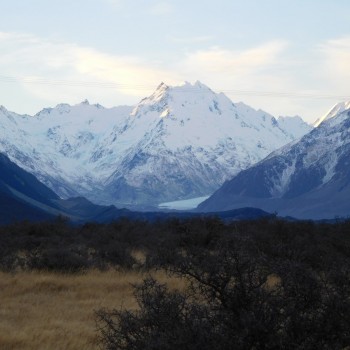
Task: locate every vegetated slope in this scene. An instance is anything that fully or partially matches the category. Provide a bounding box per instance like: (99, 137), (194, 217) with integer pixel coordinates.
(0, 82), (311, 208)
(199, 101), (350, 220)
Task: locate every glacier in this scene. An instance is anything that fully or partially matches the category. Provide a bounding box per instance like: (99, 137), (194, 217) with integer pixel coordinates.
(158, 196), (210, 210)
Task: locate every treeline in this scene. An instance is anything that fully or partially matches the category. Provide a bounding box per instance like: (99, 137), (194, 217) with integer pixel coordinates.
(1, 216), (350, 273)
(1, 216), (350, 348)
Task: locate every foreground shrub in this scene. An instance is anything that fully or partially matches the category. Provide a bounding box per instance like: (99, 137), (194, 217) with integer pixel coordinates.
(96, 278), (214, 350)
(97, 234), (350, 350)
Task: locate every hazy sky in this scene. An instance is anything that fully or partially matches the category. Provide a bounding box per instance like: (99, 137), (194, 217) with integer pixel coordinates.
(1, 0), (350, 122)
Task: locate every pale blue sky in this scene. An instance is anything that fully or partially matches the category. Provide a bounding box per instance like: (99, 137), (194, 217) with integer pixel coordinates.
(1, 0), (350, 122)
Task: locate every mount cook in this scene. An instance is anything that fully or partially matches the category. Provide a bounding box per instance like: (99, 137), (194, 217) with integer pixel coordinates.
(0, 81), (311, 208)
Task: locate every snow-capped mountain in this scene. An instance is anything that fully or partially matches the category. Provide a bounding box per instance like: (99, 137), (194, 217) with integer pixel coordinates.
(0, 82), (311, 207)
(313, 101), (350, 127)
(277, 115), (312, 139)
(0, 102), (133, 198)
(199, 101), (350, 219)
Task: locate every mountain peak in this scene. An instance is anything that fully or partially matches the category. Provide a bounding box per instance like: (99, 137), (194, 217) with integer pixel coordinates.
(0, 105), (8, 113)
(80, 99), (90, 105)
(148, 82), (170, 102)
(278, 115), (304, 122)
(93, 103), (105, 109)
(148, 81), (214, 101)
(156, 82), (168, 90)
(54, 103), (72, 114)
(178, 80), (212, 92)
(194, 80), (207, 88)
(131, 81), (220, 119)
(313, 101), (350, 127)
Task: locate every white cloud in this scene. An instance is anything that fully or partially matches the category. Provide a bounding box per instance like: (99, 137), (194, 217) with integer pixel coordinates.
(1, 31), (349, 122)
(0, 32), (180, 110)
(182, 41), (288, 76)
(0, 33), (309, 119)
(319, 37), (350, 86)
(0, 34), (288, 109)
(177, 41), (295, 104)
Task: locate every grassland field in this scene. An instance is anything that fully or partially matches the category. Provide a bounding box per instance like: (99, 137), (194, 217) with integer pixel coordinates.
(0, 269), (183, 350)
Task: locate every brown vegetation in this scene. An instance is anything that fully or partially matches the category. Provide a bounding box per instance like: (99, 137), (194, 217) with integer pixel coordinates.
(0, 269), (184, 350)
(1, 217), (350, 349)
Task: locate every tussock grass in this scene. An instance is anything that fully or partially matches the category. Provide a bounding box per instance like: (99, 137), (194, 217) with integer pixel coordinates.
(0, 269), (183, 350)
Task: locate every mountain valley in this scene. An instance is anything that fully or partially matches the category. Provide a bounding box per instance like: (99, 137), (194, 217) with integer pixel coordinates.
(0, 82), (311, 209)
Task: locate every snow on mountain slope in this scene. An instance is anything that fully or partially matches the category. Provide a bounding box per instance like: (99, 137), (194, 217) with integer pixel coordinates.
(277, 115), (312, 139)
(199, 102), (350, 219)
(0, 102), (133, 197)
(313, 101), (350, 127)
(0, 82), (311, 207)
(101, 82), (312, 206)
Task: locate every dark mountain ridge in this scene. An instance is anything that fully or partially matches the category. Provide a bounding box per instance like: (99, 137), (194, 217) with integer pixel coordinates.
(199, 103), (350, 220)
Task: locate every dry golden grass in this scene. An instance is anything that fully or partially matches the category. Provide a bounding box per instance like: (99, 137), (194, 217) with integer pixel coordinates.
(130, 249), (147, 265)
(265, 274), (281, 289)
(0, 269), (185, 350)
